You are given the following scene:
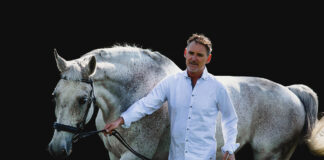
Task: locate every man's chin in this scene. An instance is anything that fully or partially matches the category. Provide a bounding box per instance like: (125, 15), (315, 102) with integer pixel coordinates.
(187, 68), (200, 74)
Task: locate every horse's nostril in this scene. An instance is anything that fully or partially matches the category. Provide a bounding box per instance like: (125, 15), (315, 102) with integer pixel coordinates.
(61, 148), (68, 157)
(48, 144), (68, 159)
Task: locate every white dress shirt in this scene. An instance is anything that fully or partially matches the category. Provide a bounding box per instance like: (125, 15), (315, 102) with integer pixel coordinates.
(121, 68), (239, 160)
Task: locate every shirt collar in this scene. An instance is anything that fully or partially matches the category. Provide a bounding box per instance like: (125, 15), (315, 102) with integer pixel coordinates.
(183, 67), (210, 80)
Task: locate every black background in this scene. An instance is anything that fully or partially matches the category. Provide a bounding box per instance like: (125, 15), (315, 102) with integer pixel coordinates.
(5, 2), (323, 160)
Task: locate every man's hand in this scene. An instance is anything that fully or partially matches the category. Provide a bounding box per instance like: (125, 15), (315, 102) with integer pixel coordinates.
(104, 117), (124, 136)
(222, 151), (235, 160)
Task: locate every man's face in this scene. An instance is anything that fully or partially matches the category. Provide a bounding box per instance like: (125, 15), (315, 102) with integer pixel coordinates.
(184, 41), (211, 74)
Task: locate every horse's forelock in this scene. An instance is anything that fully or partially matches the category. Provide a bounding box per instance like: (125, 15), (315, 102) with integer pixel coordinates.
(60, 62), (83, 80)
(60, 56), (95, 81)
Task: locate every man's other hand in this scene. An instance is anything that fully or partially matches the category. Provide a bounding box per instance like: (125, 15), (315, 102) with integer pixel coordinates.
(222, 151), (235, 160)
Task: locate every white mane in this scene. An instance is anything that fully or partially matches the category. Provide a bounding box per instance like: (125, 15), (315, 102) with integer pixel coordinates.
(61, 45), (177, 82)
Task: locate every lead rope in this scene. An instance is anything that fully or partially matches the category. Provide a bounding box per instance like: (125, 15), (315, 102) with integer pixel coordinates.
(71, 129), (151, 160)
(109, 130), (151, 160)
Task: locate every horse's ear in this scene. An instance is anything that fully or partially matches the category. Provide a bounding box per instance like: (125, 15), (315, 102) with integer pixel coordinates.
(54, 49), (68, 73)
(87, 56), (97, 77)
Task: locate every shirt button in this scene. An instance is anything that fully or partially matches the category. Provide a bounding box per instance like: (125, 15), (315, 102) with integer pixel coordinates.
(190, 106), (192, 108)
(192, 94), (194, 97)
(187, 128), (189, 131)
(188, 117), (191, 119)
(185, 151), (188, 153)
(186, 139), (188, 142)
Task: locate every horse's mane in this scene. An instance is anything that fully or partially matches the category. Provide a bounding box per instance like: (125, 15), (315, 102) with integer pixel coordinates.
(61, 45), (178, 81)
(84, 45), (168, 63)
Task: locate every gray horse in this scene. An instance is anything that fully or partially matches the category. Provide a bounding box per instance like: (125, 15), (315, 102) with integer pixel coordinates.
(48, 46), (324, 160)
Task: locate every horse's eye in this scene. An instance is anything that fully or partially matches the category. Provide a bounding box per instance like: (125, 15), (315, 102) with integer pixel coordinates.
(79, 97), (88, 105)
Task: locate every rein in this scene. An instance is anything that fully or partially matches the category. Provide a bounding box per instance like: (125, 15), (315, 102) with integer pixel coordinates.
(53, 77), (151, 160)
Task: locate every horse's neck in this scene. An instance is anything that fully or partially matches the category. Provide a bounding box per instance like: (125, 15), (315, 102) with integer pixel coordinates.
(92, 64), (155, 120)
(89, 48), (181, 121)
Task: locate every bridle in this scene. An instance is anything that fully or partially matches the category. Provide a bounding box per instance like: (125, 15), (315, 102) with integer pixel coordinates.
(52, 77), (151, 160)
(53, 77), (100, 143)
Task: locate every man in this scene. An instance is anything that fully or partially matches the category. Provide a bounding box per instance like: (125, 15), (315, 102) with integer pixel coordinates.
(104, 34), (239, 160)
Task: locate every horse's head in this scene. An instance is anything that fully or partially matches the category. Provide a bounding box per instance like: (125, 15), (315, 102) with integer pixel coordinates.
(48, 50), (97, 159)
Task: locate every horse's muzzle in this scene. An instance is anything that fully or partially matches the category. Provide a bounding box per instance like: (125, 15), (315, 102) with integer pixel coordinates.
(48, 138), (72, 160)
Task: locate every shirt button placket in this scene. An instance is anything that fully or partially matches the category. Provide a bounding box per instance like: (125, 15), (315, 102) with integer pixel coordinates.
(186, 83), (194, 157)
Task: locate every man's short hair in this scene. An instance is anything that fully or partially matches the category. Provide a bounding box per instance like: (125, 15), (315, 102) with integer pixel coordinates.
(187, 33), (212, 55)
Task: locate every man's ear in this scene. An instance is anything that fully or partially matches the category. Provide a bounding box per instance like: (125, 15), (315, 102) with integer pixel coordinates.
(206, 53), (212, 64)
(184, 48), (187, 58)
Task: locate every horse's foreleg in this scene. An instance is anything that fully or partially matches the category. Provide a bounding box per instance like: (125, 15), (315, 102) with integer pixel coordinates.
(152, 125), (170, 160)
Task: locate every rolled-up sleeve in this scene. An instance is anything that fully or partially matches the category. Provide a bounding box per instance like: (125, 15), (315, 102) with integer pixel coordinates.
(120, 77), (168, 128)
(218, 88), (240, 154)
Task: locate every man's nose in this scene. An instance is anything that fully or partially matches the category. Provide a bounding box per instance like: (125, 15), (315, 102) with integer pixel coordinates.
(190, 54), (197, 61)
